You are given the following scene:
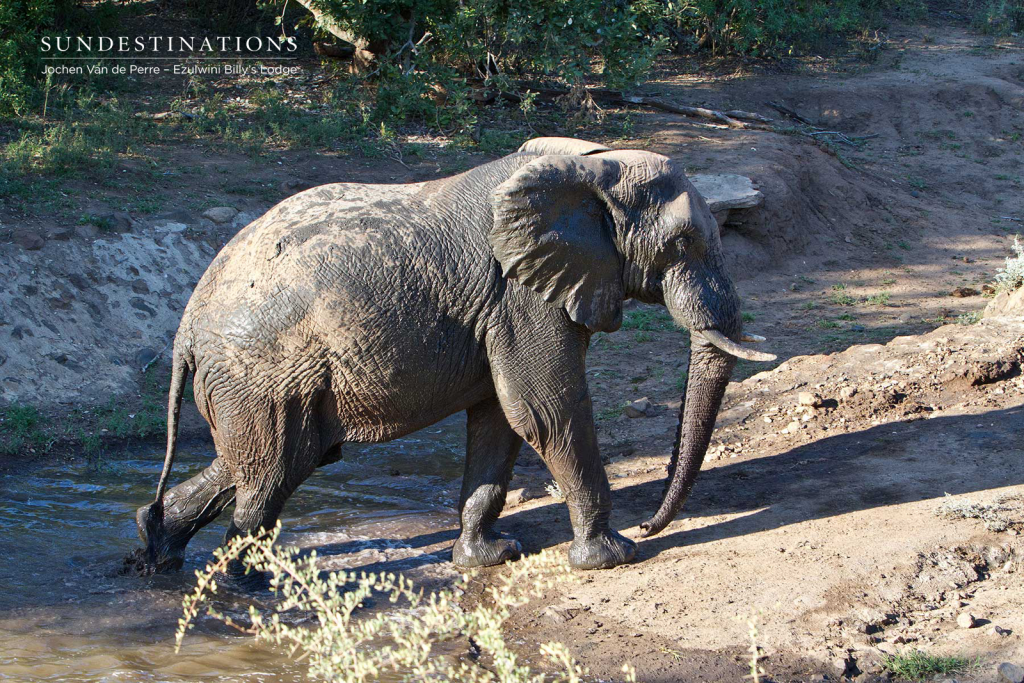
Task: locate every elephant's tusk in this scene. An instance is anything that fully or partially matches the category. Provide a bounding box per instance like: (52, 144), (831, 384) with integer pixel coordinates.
(741, 332), (766, 343)
(699, 330), (777, 362)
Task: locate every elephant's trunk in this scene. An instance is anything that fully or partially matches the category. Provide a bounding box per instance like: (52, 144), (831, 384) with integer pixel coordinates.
(639, 333), (736, 537)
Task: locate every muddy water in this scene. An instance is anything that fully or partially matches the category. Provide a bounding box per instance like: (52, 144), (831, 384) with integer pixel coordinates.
(0, 419), (466, 681)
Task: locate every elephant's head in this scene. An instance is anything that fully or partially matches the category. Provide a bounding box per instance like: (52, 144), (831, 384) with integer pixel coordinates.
(490, 137), (776, 537)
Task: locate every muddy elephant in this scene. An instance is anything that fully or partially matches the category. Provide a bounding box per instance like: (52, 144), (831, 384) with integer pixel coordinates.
(136, 137), (774, 574)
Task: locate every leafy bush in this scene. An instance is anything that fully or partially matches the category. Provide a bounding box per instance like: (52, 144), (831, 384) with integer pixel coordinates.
(656, 0), (923, 57)
(177, 524), (637, 682)
(994, 235), (1024, 293)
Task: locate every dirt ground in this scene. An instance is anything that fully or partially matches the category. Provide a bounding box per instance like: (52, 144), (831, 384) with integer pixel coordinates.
(2, 10), (1023, 683)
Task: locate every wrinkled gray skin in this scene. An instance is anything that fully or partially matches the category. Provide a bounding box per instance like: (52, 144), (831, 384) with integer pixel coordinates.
(136, 137), (773, 575)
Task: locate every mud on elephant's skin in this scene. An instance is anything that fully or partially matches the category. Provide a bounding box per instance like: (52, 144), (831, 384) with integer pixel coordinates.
(134, 136), (775, 575)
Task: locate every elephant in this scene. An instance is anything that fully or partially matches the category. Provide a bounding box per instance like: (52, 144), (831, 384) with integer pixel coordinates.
(135, 136), (775, 575)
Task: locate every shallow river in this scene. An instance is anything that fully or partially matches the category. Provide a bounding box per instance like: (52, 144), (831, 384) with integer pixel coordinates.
(0, 418), (466, 681)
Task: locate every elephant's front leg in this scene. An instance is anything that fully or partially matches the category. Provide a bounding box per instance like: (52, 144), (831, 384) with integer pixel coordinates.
(452, 397), (524, 568)
(489, 329), (636, 570)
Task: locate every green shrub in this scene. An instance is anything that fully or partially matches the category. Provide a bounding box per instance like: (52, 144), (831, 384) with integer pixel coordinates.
(994, 235), (1024, 292)
(177, 525), (636, 682)
(655, 0), (922, 57)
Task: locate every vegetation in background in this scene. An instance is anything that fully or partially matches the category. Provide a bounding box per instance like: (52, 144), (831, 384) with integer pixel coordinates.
(880, 650), (975, 681)
(177, 525), (635, 682)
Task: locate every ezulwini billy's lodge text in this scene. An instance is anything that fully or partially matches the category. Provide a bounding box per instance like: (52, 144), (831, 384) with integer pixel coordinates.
(43, 63), (302, 77)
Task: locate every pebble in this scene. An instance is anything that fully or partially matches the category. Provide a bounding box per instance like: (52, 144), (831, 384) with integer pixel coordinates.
(956, 612), (976, 629)
(154, 221), (188, 233)
(832, 655), (851, 674)
(202, 206), (239, 224)
(798, 391), (822, 407)
(624, 397), (652, 419)
(506, 488), (530, 508)
(989, 625), (1010, 637)
(998, 662), (1024, 683)
(781, 420), (801, 434)
(840, 386), (858, 400)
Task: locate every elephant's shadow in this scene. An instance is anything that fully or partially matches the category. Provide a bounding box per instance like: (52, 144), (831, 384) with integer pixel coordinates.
(313, 404), (1024, 575)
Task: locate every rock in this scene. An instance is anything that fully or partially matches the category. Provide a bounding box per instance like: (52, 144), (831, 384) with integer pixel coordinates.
(12, 229), (45, 250)
(47, 225), (74, 240)
(782, 420), (801, 434)
(202, 206), (238, 224)
(832, 655), (851, 675)
(75, 223), (100, 239)
(624, 397), (653, 418)
(798, 391), (822, 407)
(154, 221), (188, 233)
(956, 612), (976, 629)
(506, 488), (530, 508)
(689, 174), (764, 213)
(542, 605), (579, 623)
(840, 386), (858, 400)
(998, 662), (1024, 683)
(989, 625), (1010, 637)
(809, 674), (827, 683)
(279, 179), (313, 195)
(984, 287), (1024, 320)
(105, 210), (136, 233)
(950, 287), (979, 298)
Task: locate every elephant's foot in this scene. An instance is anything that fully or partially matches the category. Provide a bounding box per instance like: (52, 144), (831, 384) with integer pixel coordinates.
(452, 532), (522, 568)
(568, 530), (636, 570)
(125, 502), (185, 575)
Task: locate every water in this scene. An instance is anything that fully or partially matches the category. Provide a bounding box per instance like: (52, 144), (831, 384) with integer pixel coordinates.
(0, 418), (467, 681)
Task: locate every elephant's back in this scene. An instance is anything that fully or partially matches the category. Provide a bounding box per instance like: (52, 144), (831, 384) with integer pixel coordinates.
(178, 179), (500, 428)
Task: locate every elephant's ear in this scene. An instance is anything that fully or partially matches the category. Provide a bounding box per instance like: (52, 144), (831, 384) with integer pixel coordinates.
(490, 155), (624, 333)
(517, 137), (611, 157)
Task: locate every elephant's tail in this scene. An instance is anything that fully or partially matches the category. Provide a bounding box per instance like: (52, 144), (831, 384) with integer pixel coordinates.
(154, 343), (190, 505)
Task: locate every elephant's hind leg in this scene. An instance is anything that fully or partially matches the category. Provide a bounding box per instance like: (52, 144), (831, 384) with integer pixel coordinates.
(218, 399), (322, 584)
(452, 396), (524, 568)
(135, 457), (235, 572)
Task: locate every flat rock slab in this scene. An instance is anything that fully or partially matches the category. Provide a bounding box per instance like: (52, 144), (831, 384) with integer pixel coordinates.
(690, 174), (763, 213)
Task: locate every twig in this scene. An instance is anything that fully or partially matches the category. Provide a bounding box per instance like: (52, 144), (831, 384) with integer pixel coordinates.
(622, 96), (771, 129)
(141, 338), (172, 374)
(766, 101), (816, 126)
(999, 216), (1023, 222)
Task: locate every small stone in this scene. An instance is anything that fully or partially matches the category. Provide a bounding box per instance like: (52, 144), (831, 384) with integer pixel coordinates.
(956, 612), (977, 629)
(279, 179), (313, 195)
(798, 391), (822, 407)
(997, 662), (1024, 683)
(12, 229), (45, 250)
(832, 655), (851, 675)
(506, 488), (530, 508)
(989, 625), (1010, 637)
(809, 675), (827, 683)
(202, 206), (239, 224)
(624, 397), (653, 419)
(840, 386), (858, 400)
(763, 416), (773, 423)
(542, 605), (579, 623)
(782, 420), (800, 434)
